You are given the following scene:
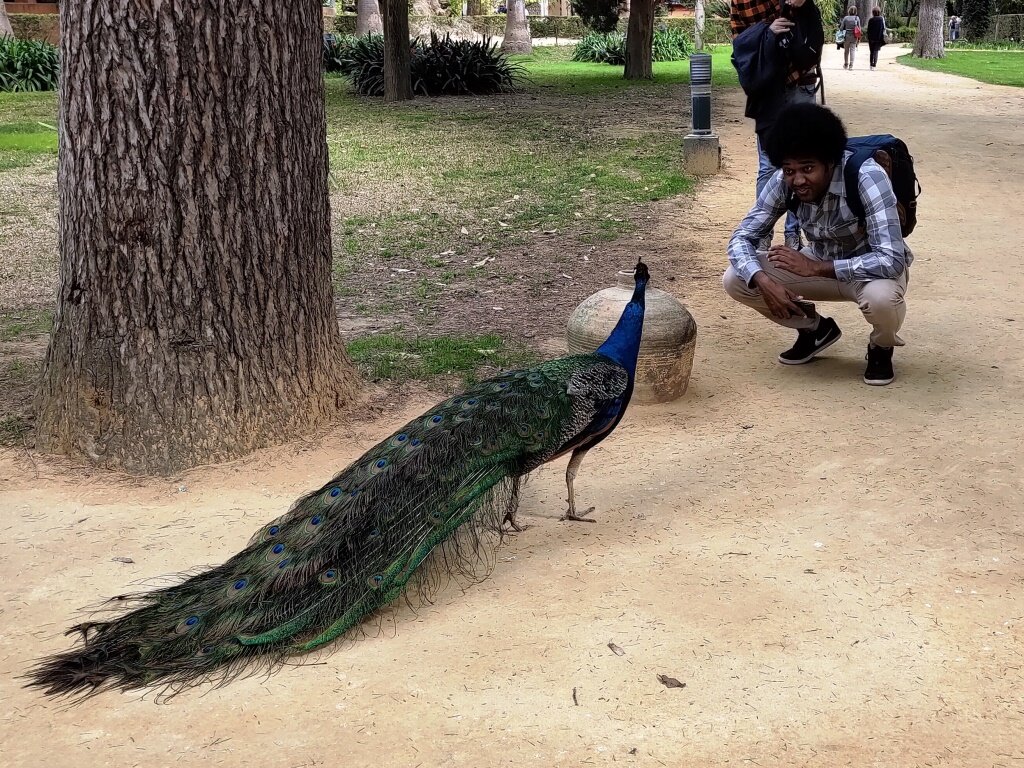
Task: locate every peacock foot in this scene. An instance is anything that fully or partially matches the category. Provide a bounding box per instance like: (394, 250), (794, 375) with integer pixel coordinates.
(502, 510), (529, 533)
(561, 506), (596, 523)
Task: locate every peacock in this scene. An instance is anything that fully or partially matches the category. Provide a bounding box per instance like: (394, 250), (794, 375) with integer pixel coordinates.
(26, 261), (651, 699)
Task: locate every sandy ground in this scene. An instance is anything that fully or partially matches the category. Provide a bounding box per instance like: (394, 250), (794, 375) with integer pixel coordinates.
(2, 45), (1022, 766)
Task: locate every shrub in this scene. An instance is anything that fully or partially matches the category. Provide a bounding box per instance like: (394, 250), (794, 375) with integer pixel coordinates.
(338, 33), (525, 96)
(0, 36), (60, 92)
(573, 27), (694, 64)
(572, 31), (627, 63)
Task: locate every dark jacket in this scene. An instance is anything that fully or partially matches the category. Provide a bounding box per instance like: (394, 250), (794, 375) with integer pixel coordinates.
(735, 0), (824, 133)
(867, 16), (886, 44)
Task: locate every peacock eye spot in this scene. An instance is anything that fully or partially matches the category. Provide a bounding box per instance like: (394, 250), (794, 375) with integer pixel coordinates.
(310, 516), (322, 526)
(411, 438), (422, 447)
(329, 487), (341, 497)
(396, 434), (407, 442)
(432, 415), (443, 423)
(233, 579), (247, 590)
(185, 616), (199, 626)
(376, 459), (387, 468)
(325, 570), (336, 579)
(278, 559), (290, 569)
(272, 543), (285, 554)
(268, 526), (280, 536)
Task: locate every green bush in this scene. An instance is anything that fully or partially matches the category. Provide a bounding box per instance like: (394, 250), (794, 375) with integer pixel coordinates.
(0, 36), (60, 92)
(573, 27), (694, 64)
(337, 32), (525, 96)
(572, 31), (627, 62)
(889, 25), (918, 41)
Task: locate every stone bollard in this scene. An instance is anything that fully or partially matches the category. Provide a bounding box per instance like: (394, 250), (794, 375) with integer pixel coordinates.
(567, 272), (698, 404)
(682, 52), (722, 176)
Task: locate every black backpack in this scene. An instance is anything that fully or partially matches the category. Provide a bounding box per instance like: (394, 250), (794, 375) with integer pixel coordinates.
(788, 134), (921, 237)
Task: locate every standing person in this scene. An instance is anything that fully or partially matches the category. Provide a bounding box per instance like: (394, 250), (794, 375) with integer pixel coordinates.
(867, 6), (886, 70)
(732, 0), (825, 250)
(949, 14), (961, 41)
(839, 5), (861, 69)
(722, 104), (912, 386)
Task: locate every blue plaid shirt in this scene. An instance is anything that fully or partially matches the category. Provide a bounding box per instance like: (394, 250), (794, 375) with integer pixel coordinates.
(728, 153), (912, 284)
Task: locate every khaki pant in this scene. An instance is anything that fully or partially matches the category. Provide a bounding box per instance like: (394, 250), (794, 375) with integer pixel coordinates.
(722, 254), (908, 348)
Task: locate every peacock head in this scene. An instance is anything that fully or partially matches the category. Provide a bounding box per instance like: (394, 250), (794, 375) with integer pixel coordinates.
(634, 259), (650, 288)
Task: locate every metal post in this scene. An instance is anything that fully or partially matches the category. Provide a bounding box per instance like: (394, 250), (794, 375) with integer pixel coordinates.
(682, 53), (721, 175)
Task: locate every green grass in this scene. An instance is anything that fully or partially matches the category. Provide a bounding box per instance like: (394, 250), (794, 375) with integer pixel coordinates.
(346, 333), (537, 383)
(0, 414), (31, 444)
(0, 121), (58, 170)
(323, 46), (739, 272)
(519, 44), (739, 92)
(0, 308), (54, 341)
(897, 51), (1024, 87)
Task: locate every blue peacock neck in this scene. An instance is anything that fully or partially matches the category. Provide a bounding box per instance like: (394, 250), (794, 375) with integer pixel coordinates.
(595, 264), (649, 378)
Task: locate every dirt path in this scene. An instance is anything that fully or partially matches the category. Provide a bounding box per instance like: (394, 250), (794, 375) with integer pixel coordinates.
(2, 46), (1022, 767)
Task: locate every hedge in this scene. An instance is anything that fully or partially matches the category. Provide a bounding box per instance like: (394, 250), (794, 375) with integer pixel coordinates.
(8, 13), (61, 44)
(331, 13), (732, 43)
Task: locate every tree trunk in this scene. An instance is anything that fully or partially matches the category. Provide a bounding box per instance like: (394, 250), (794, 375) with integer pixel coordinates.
(905, 0), (919, 27)
(35, 0), (359, 475)
(624, 0), (654, 80)
(912, 0), (945, 56)
(0, 2), (14, 38)
(501, 0), (533, 54)
(382, 0), (414, 101)
(468, 0), (484, 14)
(694, 0), (706, 50)
(356, 0), (385, 35)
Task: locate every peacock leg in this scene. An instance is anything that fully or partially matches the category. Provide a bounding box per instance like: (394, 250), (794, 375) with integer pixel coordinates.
(561, 448), (596, 523)
(501, 478), (526, 532)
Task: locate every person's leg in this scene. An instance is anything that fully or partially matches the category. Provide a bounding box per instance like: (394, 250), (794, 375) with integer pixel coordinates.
(850, 41), (857, 67)
(853, 272), (908, 348)
(843, 38), (851, 67)
(723, 255), (848, 332)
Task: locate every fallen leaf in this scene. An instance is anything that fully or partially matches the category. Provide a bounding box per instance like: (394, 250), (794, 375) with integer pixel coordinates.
(460, 226), (469, 235)
(112, 556), (135, 564)
(608, 641), (625, 656)
(657, 675), (686, 689)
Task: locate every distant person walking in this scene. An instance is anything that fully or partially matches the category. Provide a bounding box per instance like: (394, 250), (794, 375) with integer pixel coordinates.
(840, 6), (861, 69)
(948, 14), (961, 41)
(867, 6), (886, 70)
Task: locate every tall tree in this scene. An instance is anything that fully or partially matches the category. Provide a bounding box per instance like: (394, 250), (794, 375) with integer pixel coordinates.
(0, 2), (14, 38)
(624, 0), (655, 80)
(34, 0), (359, 475)
(382, 0), (414, 101)
(356, 0), (384, 35)
(961, 0), (993, 38)
(501, 0), (534, 55)
(912, 0), (946, 55)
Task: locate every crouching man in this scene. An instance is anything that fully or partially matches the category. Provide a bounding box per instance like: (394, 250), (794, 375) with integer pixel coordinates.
(723, 103), (911, 385)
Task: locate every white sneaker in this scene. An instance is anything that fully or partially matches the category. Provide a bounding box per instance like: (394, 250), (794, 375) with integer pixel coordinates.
(871, 65), (876, 70)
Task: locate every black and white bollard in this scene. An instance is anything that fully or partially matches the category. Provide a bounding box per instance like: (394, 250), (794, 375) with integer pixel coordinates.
(682, 53), (722, 176)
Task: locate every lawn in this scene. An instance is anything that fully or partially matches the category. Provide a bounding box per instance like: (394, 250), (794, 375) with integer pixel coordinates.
(897, 50), (1024, 87)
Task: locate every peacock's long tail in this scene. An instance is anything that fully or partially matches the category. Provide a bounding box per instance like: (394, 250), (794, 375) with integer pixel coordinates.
(24, 357), (609, 699)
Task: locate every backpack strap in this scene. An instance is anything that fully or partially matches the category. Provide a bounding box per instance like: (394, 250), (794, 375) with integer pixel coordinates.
(842, 147), (873, 225)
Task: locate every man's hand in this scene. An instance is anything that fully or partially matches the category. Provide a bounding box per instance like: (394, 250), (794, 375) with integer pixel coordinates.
(752, 272), (808, 320)
(769, 18), (794, 35)
(767, 245), (832, 278)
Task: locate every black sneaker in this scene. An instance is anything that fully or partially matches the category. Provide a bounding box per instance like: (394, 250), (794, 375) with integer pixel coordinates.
(863, 344), (895, 385)
(778, 316), (842, 365)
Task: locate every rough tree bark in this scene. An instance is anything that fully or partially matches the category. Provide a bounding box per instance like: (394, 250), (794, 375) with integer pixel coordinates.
(912, 0), (946, 57)
(412, 0), (445, 14)
(382, 0), (414, 101)
(34, 0), (359, 475)
(356, 0), (384, 35)
(624, 0), (655, 80)
(501, 0), (533, 55)
(0, 2), (14, 38)
(694, 0), (706, 50)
